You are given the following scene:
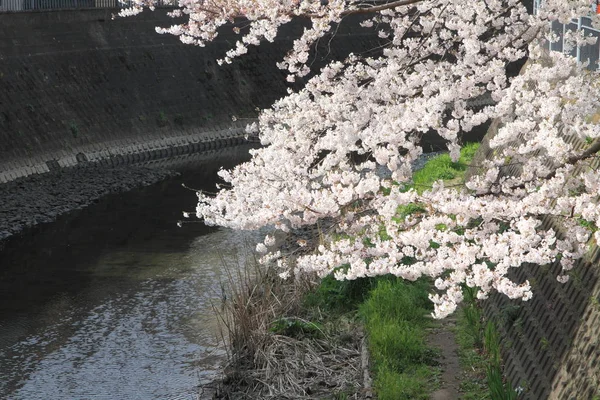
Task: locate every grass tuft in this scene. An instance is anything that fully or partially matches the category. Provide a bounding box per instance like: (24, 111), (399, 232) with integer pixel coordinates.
(360, 278), (439, 397)
(303, 275), (374, 313)
(374, 365), (437, 400)
(412, 142), (480, 193)
(455, 286), (519, 400)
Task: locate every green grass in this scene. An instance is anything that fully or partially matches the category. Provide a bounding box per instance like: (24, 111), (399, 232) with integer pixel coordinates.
(302, 275), (440, 398)
(394, 203), (427, 223)
(357, 143), (484, 398)
(392, 143), (480, 222)
(360, 278), (440, 398)
(303, 275), (375, 314)
(391, 143), (522, 400)
(374, 365), (439, 400)
(157, 111), (168, 127)
(360, 278), (431, 324)
(412, 142), (480, 193)
(68, 120), (79, 138)
(269, 317), (324, 339)
(455, 305), (491, 400)
(305, 143), (498, 399)
(455, 287), (519, 400)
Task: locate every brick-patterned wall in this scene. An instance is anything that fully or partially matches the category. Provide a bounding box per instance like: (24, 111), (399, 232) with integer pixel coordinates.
(468, 109), (600, 399)
(0, 9), (380, 182)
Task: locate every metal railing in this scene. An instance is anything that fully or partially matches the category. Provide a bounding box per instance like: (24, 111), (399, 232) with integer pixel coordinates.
(0, 0), (172, 12)
(535, 0), (600, 71)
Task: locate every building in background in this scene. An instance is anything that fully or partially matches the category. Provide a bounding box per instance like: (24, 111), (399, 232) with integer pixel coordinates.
(534, 0), (600, 70)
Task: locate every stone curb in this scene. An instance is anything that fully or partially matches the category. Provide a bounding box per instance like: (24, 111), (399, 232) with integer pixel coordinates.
(0, 122), (259, 185)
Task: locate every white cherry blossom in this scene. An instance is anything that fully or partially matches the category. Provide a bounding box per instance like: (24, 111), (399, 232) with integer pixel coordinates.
(128, 0), (600, 318)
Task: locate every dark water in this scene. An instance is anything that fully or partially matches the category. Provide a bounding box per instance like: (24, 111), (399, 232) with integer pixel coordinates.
(0, 146), (262, 400)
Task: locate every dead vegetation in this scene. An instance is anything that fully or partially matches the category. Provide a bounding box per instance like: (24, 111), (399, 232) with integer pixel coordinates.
(206, 253), (370, 400)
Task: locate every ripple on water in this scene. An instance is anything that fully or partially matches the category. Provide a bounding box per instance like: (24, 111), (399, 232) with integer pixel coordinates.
(0, 190), (264, 399)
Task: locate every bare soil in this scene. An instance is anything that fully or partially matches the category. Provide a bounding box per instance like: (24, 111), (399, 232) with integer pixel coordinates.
(428, 318), (461, 400)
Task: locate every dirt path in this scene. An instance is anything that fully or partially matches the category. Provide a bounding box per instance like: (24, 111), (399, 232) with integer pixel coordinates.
(428, 318), (461, 400)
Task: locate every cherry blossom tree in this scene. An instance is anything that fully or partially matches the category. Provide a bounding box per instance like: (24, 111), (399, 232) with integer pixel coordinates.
(122, 0), (600, 318)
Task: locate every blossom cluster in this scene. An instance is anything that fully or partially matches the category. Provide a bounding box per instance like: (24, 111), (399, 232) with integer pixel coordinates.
(133, 0), (600, 318)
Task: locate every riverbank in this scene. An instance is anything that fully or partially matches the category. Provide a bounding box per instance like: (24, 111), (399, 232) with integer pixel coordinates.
(210, 253), (445, 399)
(212, 144), (519, 399)
(0, 163), (175, 242)
(0, 136), (456, 245)
(210, 147), (463, 399)
(0, 143), (260, 244)
(209, 261), (372, 399)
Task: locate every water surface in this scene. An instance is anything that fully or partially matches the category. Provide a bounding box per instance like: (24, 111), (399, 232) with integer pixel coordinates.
(0, 147), (260, 400)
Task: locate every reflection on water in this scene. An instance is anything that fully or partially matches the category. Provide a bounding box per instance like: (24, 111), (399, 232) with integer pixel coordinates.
(0, 146), (261, 400)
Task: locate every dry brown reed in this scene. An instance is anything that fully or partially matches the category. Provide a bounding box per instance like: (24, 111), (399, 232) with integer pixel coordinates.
(210, 249), (367, 399)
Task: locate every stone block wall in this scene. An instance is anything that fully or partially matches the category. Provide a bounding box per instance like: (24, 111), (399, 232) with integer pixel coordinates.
(469, 118), (600, 399)
(0, 9), (380, 182)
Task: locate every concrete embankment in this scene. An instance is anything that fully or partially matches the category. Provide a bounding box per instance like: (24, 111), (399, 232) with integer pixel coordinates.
(0, 8), (380, 239)
(0, 144), (259, 243)
(0, 9), (380, 182)
(470, 114), (600, 400)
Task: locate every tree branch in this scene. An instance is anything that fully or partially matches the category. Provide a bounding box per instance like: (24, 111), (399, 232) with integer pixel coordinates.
(474, 139), (600, 197)
(340, 0), (424, 15)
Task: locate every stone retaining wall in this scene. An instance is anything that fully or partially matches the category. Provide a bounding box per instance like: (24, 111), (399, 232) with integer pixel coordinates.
(469, 114), (600, 399)
(0, 9), (379, 182)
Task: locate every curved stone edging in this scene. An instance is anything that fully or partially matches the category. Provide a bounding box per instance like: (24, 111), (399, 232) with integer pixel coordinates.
(0, 121), (257, 183)
(0, 138), (259, 243)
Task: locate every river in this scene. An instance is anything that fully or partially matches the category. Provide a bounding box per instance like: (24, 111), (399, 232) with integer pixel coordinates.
(0, 146), (261, 400)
